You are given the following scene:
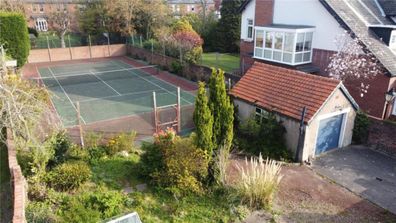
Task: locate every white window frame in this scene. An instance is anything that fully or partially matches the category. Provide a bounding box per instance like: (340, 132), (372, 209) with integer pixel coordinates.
(390, 30), (396, 48)
(255, 107), (269, 122)
(246, 19), (254, 40)
(35, 18), (48, 32)
(253, 26), (315, 66)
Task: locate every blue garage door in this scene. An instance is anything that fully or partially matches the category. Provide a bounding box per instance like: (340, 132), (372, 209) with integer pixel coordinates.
(315, 114), (344, 155)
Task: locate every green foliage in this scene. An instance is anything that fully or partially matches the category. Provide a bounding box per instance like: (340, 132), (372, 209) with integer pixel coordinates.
(26, 201), (58, 223)
(77, 1), (107, 37)
(208, 68), (234, 151)
(60, 197), (101, 223)
(66, 144), (89, 161)
(106, 131), (136, 155)
(84, 131), (103, 148)
(193, 82), (214, 155)
(237, 113), (291, 160)
(0, 12), (30, 67)
(46, 161), (91, 191)
(185, 46), (203, 64)
(217, 0), (242, 53)
(17, 143), (54, 178)
(139, 142), (164, 180)
(352, 111), (370, 144)
(232, 204), (251, 222)
(140, 129), (209, 196)
(143, 38), (161, 51)
(172, 18), (194, 33)
(47, 131), (72, 168)
(87, 146), (108, 163)
(170, 60), (183, 75)
(81, 186), (125, 219)
(28, 27), (38, 37)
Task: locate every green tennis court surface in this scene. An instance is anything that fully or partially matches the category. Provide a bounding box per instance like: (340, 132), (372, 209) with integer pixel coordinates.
(37, 60), (195, 127)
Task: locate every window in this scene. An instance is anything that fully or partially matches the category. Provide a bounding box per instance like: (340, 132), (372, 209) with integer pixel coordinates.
(255, 107), (269, 122)
(39, 4), (44, 12)
(191, 5), (195, 11)
(247, 19), (253, 39)
(32, 4), (37, 12)
(254, 26), (315, 65)
(35, 18), (48, 32)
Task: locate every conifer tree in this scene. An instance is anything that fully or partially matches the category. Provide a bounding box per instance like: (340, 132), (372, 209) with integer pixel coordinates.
(208, 69), (234, 150)
(193, 82), (214, 155)
(216, 0), (242, 53)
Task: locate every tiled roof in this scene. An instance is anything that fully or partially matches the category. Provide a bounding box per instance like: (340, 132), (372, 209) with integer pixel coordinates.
(320, 0), (396, 77)
(230, 62), (344, 123)
(378, 0), (396, 16)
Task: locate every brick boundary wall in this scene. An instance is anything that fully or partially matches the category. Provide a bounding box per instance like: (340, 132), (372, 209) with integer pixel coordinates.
(126, 45), (241, 84)
(367, 118), (396, 158)
(6, 129), (27, 223)
(28, 44), (127, 63)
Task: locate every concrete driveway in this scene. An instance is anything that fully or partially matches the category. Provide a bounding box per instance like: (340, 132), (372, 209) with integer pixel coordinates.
(312, 145), (396, 214)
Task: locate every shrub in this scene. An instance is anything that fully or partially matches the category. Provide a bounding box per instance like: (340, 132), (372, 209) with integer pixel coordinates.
(232, 154), (283, 210)
(170, 60), (183, 75)
(84, 131), (103, 149)
(28, 27), (39, 37)
(26, 201), (58, 223)
(352, 111), (370, 144)
(66, 144), (89, 161)
(87, 146), (107, 163)
(237, 113), (291, 161)
(141, 129), (209, 195)
(106, 131), (136, 156)
(60, 197), (101, 223)
(46, 161), (91, 191)
(143, 38), (161, 52)
(17, 143), (54, 178)
(27, 180), (49, 201)
(0, 12), (30, 67)
(47, 131), (73, 168)
(82, 187), (125, 218)
(139, 142), (164, 179)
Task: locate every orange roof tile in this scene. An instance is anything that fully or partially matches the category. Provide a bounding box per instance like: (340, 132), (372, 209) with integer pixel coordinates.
(230, 62), (341, 122)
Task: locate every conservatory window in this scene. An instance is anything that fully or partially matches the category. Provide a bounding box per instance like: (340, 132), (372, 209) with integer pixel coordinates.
(254, 26), (315, 65)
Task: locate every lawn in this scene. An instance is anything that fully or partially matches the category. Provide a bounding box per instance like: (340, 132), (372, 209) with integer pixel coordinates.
(31, 32), (83, 49)
(200, 52), (240, 73)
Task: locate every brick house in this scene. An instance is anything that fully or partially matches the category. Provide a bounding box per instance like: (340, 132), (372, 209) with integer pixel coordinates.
(166, 0), (221, 18)
(22, 0), (82, 32)
(238, 0), (396, 120)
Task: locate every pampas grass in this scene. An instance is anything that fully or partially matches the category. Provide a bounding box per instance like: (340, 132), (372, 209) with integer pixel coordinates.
(233, 154), (283, 210)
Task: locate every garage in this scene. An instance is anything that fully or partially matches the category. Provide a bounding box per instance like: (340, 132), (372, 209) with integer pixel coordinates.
(315, 113), (346, 155)
(230, 62), (359, 161)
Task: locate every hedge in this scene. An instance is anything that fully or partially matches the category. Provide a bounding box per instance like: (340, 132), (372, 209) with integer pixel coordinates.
(0, 12), (30, 67)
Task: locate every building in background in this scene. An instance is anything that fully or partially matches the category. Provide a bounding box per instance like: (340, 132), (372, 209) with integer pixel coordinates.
(22, 0), (83, 32)
(166, 0), (221, 18)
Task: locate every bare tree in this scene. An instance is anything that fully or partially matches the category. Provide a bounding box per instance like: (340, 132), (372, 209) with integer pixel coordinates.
(0, 74), (58, 149)
(327, 34), (382, 97)
(49, 10), (72, 48)
(0, 0), (24, 13)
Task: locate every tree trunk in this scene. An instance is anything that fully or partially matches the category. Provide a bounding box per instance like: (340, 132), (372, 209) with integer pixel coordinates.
(60, 34), (66, 48)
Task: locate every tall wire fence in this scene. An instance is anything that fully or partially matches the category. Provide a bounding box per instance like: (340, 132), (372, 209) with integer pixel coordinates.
(30, 32), (127, 49)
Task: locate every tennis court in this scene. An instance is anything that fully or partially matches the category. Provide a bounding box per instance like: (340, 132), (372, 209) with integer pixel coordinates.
(36, 59), (196, 131)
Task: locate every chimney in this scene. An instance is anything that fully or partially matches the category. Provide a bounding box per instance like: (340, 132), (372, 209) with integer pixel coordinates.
(255, 0), (274, 26)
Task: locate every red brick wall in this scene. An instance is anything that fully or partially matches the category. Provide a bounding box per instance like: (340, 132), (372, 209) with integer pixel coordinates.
(28, 44), (127, 63)
(312, 48), (335, 76)
(254, 0), (274, 26)
(344, 73), (390, 119)
(240, 40), (255, 73)
(367, 118), (396, 158)
(6, 129), (27, 223)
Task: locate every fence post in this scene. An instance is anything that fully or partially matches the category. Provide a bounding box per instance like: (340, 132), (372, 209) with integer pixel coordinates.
(46, 36), (52, 62)
(107, 34), (111, 57)
(132, 34), (135, 46)
(151, 41), (153, 63)
(179, 46), (182, 64)
(88, 35), (92, 59)
(140, 35), (143, 48)
(68, 35), (73, 60)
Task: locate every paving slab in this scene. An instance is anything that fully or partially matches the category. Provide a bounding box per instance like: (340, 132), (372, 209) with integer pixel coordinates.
(312, 145), (396, 214)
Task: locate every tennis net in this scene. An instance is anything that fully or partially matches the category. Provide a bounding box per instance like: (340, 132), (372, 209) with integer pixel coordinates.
(32, 65), (159, 88)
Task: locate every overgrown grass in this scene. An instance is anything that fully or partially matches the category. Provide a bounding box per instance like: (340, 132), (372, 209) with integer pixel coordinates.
(200, 53), (240, 73)
(90, 154), (141, 190)
(232, 155), (283, 210)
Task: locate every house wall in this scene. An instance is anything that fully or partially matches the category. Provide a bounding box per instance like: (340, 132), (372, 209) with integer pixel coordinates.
(233, 98), (301, 159)
(303, 88), (356, 161)
(240, 0), (256, 41)
(272, 0), (348, 52)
